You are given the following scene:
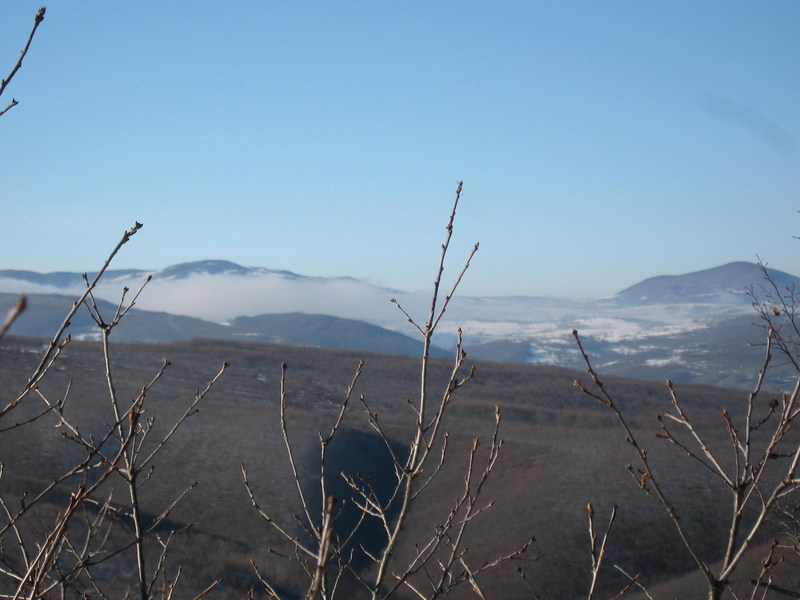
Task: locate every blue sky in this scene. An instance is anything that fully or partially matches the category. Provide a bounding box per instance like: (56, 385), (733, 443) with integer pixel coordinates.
(2, 2), (798, 298)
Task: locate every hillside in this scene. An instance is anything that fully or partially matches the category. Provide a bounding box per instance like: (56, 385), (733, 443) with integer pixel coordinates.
(1, 335), (797, 598)
(0, 292), (444, 357)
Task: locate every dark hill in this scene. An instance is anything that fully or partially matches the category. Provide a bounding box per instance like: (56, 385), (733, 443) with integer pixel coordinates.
(228, 312), (443, 357)
(0, 293), (440, 356)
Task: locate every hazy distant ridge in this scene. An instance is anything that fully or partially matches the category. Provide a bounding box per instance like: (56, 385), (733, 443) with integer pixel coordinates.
(613, 261), (797, 305)
(1, 260), (798, 388)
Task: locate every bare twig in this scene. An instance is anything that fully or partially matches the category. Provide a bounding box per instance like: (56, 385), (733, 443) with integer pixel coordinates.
(573, 322), (800, 600)
(586, 503), (617, 600)
(244, 183), (528, 599)
(0, 7), (45, 116)
(2, 221), (143, 419)
(306, 497), (336, 600)
(0, 297), (26, 340)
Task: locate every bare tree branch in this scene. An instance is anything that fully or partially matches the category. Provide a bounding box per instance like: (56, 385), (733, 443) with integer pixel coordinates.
(0, 7), (45, 117)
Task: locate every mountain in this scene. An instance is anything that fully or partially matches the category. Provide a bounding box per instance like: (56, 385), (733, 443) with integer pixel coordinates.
(2, 260), (799, 388)
(0, 260), (405, 326)
(0, 260), (363, 293)
(0, 260), (312, 287)
(153, 260), (318, 281)
(613, 261), (797, 306)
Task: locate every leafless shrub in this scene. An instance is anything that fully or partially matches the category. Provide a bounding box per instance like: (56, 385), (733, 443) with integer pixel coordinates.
(0, 223), (227, 599)
(750, 259), (800, 375)
(572, 316), (800, 600)
(243, 183), (532, 600)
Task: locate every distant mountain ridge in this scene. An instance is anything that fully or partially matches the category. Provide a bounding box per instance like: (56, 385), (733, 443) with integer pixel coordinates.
(613, 261), (797, 305)
(0, 260), (317, 286)
(1, 259), (799, 388)
(0, 268), (143, 288)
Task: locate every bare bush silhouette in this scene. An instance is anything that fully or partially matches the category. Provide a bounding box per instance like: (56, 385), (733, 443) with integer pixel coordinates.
(750, 259), (800, 376)
(572, 314), (800, 600)
(0, 223), (228, 599)
(242, 183), (532, 600)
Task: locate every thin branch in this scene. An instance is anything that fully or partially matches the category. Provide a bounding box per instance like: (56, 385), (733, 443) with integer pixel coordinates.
(0, 297), (26, 340)
(241, 465), (316, 560)
(139, 361), (228, 470)
(0, 7), (46, 115)
(3, 221), (143, 418)
(431, 242), (479, 332)
(587, 503), (617, 600)
(277, 362), (316, 535)
(572, 329), (715, 586)
(306, 497), (336, 600)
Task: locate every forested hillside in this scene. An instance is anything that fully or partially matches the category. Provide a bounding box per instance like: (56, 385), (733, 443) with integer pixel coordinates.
(1, 335), (797, 598)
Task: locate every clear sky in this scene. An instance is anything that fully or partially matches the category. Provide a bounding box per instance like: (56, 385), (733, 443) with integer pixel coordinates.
(2, 2), (798, 298)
